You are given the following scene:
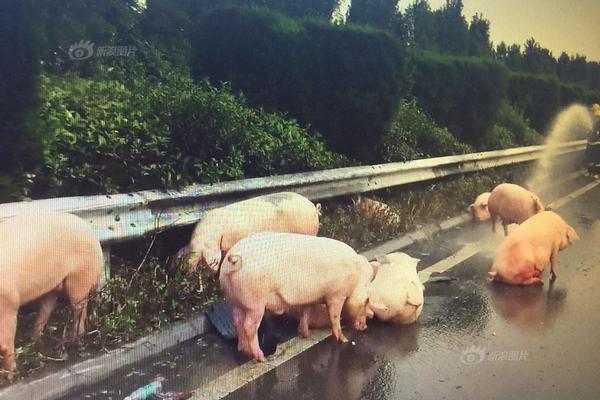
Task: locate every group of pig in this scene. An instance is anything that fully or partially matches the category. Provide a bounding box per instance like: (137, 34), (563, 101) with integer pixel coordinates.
(0, 183), (579, 379)
(180, 192), (424, 362)
(0, 192), (423, 378)
(469, 183), (579, 285)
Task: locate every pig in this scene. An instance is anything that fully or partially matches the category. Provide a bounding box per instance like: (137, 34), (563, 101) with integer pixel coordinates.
(352, 195), (400, 225)
(0, 211), (104, 379)
(366, 253), (424, 324)
(468, 192), (491, 222)
(180, 192), (321, 274)
(488, 211), (579, 285)
(487, 183), (544, 236)
(219, 232), (374, 361)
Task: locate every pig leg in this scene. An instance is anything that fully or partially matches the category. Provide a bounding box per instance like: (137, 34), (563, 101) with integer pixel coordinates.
(490, 213), (497, 233)
(31, 292), (59, 340)
(232, 306), (249, 354)
(0, 303), (18, 380)
(63, 274), (92, 338)
(297, 307), (312, 338)
(326, 297), (348, 343)
(243, 309), (266, 362)
(502, 221), (509, 237)
(549, 248), (558, 281)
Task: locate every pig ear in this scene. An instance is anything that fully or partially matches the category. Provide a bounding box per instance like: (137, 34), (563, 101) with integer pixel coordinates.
(468, 204), (475, 212)
(566, 226), (580, 244)
(532, 197), (543, 213)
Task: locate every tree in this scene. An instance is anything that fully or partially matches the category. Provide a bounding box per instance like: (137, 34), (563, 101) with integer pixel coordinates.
(468, 13), (491, 56)
(522, 37), (556, 75)
(506, 44), (522, 70)
(405, 0), (438, 50)
(433, 0), (469, 56)
(347, 0), (399, 29)
(557, 51), (570, 80)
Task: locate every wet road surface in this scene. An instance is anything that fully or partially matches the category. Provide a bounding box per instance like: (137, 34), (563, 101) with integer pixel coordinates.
(55, 174), (600, 400)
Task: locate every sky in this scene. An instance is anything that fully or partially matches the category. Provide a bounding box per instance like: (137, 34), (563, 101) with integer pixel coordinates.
(397, 0), (600, 61)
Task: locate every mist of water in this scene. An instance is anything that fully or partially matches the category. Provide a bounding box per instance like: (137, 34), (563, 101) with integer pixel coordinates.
(526, 104), (594, 192)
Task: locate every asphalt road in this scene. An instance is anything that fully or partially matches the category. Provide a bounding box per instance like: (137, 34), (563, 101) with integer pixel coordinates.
(58, 174), (600, 400)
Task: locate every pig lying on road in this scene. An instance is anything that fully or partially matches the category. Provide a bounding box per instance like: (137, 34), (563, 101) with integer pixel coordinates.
(219, 232), (373, 361)
(487, 183), (544, 236)
(0, 211), (104, 380)
(488, 211), (579, 285)
(469, 192), (491, 222)
(367, 253), (424, 324)
(180, 192), (320, 274)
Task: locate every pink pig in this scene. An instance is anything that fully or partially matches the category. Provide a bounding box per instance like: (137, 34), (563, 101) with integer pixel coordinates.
(367, 253), (424, 324)
(219, 232), (373, 361)
(488, 211), (579, 285)
(487, 183), (544, 236)
(468, 192), (491, 222)
(0, 211), (104, 379)
(181, 192), (320, 273)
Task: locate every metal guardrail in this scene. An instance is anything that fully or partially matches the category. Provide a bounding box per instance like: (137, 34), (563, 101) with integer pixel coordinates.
(0, 140), (586, 245)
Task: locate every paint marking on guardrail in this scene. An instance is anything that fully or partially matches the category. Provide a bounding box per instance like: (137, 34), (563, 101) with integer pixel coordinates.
(187, 178), (600, 399)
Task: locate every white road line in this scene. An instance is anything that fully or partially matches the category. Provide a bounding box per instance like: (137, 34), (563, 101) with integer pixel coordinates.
(546, 180), (600, 210)
(189, 179), (600, 399)
(191, 330), (331, 400)
(418, 243), (480, 283)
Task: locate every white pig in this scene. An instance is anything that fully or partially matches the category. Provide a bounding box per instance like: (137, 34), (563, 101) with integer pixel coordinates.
(181, 192), (321, 273)
(219, 232), (374, 362)
(468, 192), (491, 222)
(488, 211), (579, 285)
(367, 253), (424, 324)
(487, 183), (544, 236)
(0, 211), (104, 379)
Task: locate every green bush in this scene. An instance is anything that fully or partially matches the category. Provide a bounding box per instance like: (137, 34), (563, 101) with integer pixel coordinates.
(507, 72), (560, 133)
(482, 100), (542, 150)
(28, 66), (342, 198)
(380, 99), (471, 162)
(411, 51), (508, 147)
(192, 7), (410, 163)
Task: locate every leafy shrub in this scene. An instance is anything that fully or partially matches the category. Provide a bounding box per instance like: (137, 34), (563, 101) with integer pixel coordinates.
(192, 7), (410, 163)
(28, 66), (342, 198)
(507, 72), (560, 132)
(411, 51), (508, 147)
(482, 100), (542, 150)
(380, 99), (471, 162)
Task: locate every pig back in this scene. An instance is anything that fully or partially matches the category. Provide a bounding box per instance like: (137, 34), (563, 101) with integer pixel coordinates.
(488, 183), (540, 224)
(210, 192), (320, 250)
(220, 232), (368, 310)
(0, 211), (103, 305)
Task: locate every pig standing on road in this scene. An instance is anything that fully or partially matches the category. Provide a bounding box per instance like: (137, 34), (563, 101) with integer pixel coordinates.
(0, 211), (104, 380)
(219, 232), (373, 361)
(488, 211), (579, 285)
(367, 253), (424, 324)
(487, 183), (544, 236)
(468, 192), (491, 222)
(179, 192), (321, 274)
